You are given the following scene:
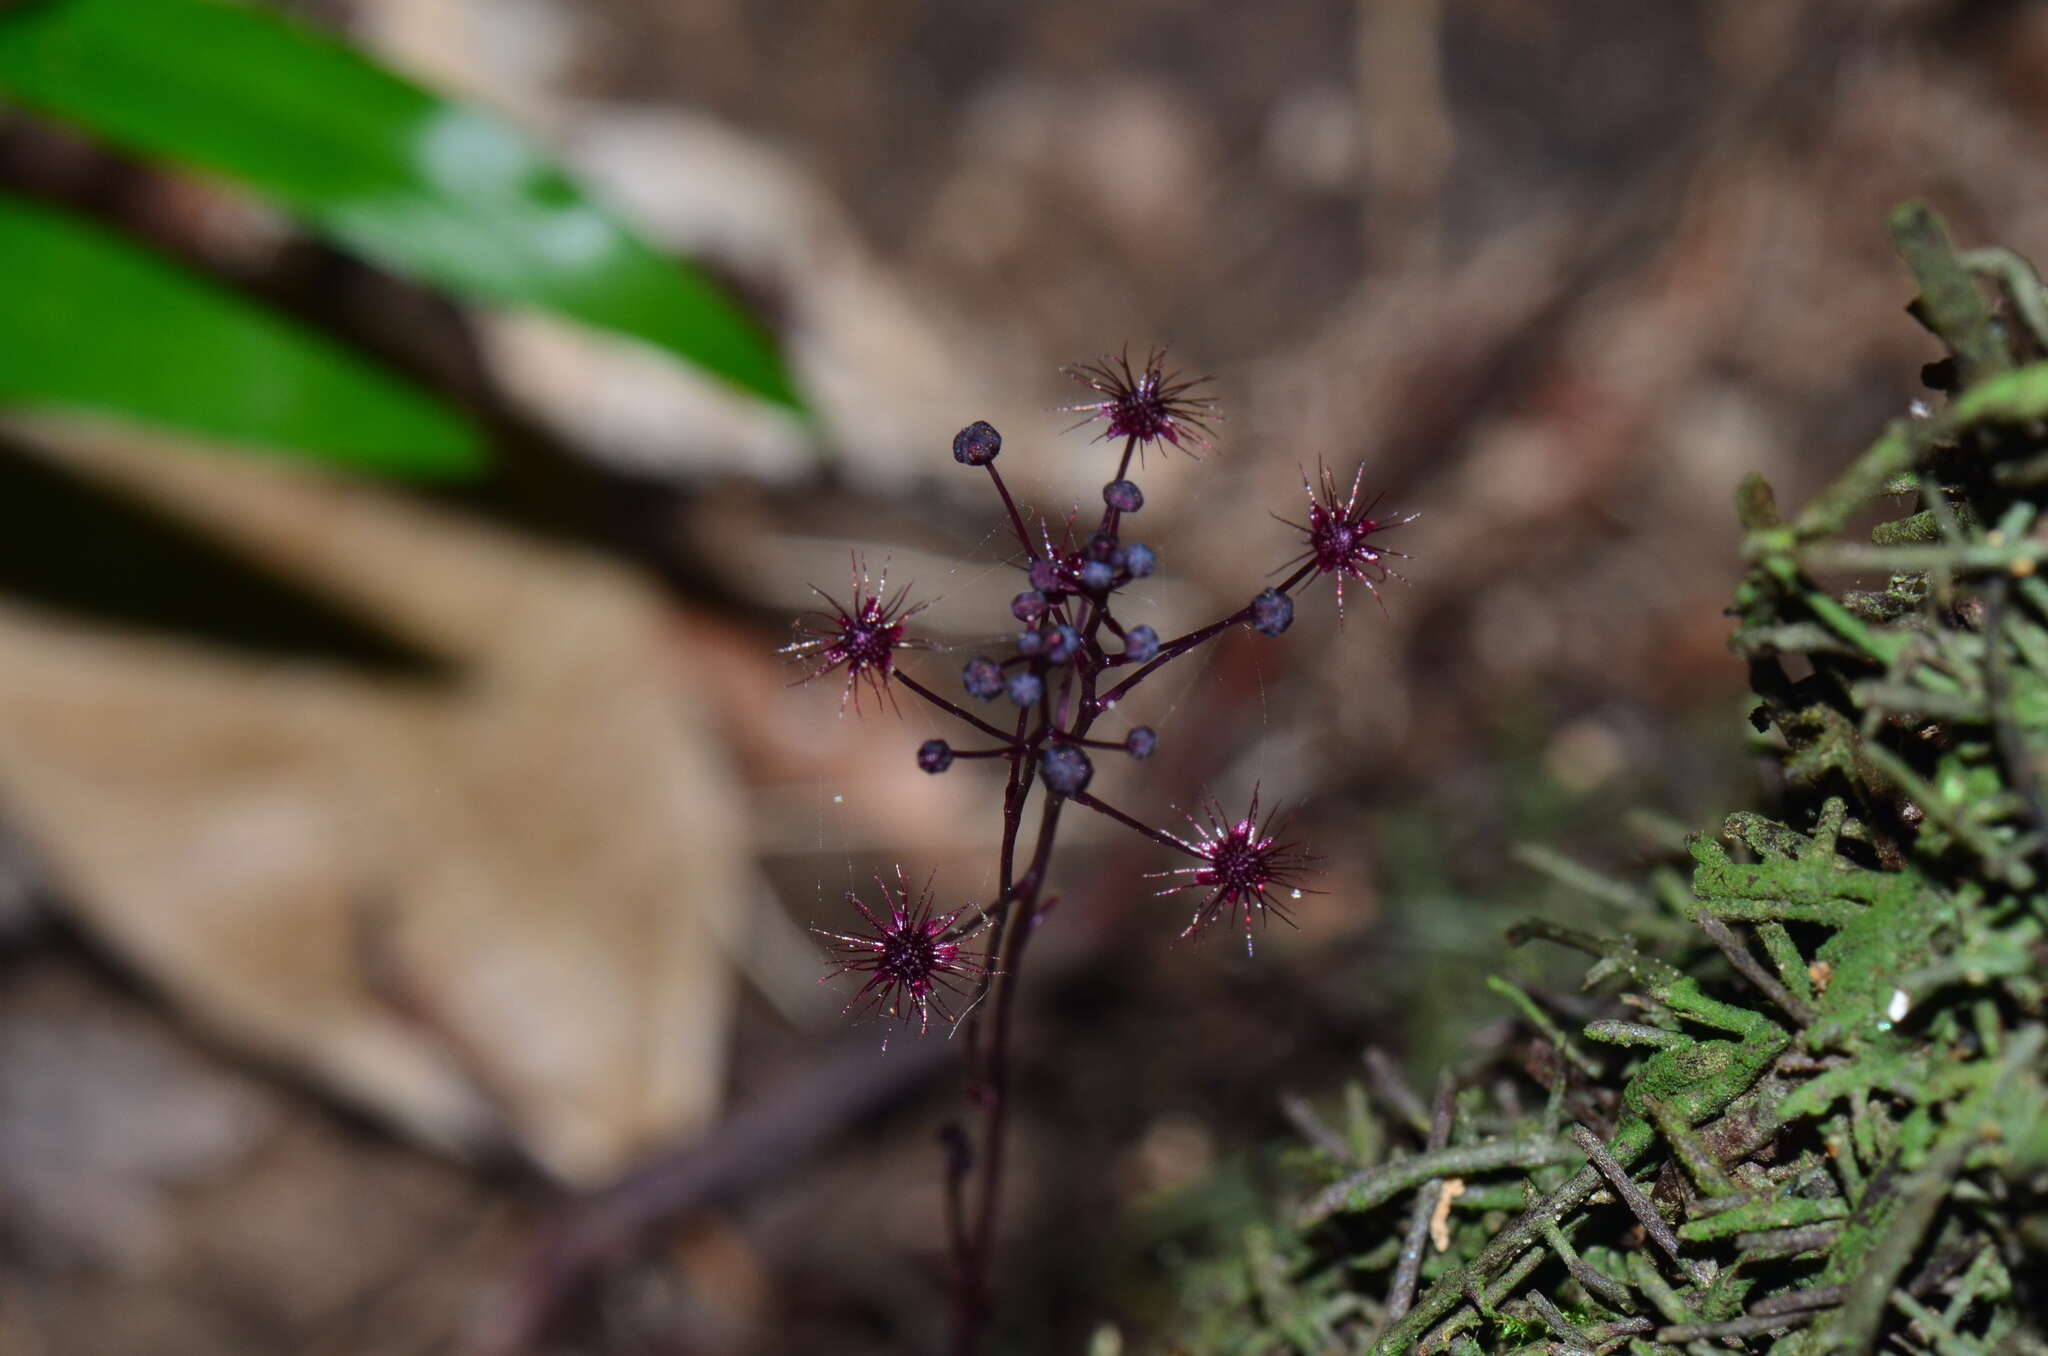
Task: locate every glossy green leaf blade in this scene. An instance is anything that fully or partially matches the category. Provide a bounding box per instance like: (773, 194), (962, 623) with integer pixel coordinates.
(0, 0), (802, 412)
(0, 194), (485, 477)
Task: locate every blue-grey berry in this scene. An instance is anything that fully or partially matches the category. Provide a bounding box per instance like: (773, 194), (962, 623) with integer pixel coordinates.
(1012, 590), (1048, 622)
(1124, 624), (1159, 663)
(962, 655), (1004, 701)
(1006, 671), (1043, 707)
(1249, 588), (1295, 637)
(1028, 558), (1064, 595)
(952, 420), (1001, 466)
(1039, 744), (1094, 795)
(1121, 543), (1157, 577)
(1016, 628), (1046, 656)
(1080, 560), (1115, 592)
(1047, 624), (1083, 663)
(1125, 727), (1157, 760)
(1103, 479), (1144, 513)
(918, 739), (954, 773)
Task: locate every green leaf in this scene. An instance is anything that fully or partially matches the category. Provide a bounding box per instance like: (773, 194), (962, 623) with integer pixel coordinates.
(0, 193), (485, 478)
(0, 0), (803, 413)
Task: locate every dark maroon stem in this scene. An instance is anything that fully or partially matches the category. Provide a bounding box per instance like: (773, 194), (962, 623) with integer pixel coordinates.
(950, 790), (1065, 1355)
(985, 464), (1035, 557)
(1095, 604), (1255, 709)
(956, 707), (1033, 1042)
(1277, 560), (1319, 592)
(898, 673), (1020, 745)
(1069, 790), (1201, 857)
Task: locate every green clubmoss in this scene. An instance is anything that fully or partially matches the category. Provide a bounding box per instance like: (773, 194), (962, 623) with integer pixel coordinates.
(1169, 204), (2048, 1355)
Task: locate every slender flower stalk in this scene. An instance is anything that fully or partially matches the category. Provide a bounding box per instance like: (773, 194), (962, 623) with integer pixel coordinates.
(783, 351), (1412, 1354)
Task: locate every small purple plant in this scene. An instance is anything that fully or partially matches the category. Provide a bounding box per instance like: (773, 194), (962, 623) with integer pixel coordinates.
(787, 350), (1408, 1353)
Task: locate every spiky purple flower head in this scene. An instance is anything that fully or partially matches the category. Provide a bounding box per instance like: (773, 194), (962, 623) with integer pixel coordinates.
(1061, 347), (1218, 459)
(815, 867), (989, 1041)
(1151, 788), (1316, 955)
(1276, 461), (1416, 622)
(782, 555), (926, 712)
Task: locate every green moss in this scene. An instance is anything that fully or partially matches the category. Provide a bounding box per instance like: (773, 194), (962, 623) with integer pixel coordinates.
(1165, 205), (2048, 1355)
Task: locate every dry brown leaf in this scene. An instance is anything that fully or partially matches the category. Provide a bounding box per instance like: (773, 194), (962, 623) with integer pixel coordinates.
(0, 419), (745, 1183)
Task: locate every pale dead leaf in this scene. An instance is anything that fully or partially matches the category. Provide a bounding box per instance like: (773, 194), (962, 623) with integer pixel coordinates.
(1429, 1177), (1466, 1253)
(0, 418), (745, 1183)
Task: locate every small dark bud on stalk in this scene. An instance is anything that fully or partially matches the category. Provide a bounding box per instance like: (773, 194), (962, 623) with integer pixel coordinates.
(1039, 744), (1094, 795)
(918, 739), (954, 773)
(1104, 479), (1144, 513)
(962, 656), (1005, 701)
(1250, 588), (1295, 636)
(1029, 559), (1064, 595)
(952, 420), (1002, 465)
(1047, 625), (1084, 663)
(1125, 625), (1159, 663)
(1086, 530), (1119, 562)
(1012, 590), (1048, 622)
(1125, 727), (1157, 760)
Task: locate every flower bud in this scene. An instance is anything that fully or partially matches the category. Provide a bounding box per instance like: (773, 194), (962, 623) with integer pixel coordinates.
(1039, 744), (1094, 795)
(962, 655), (1005, 701)
(1249, 588), (1295, 637)
(952, 420), (1001, 466)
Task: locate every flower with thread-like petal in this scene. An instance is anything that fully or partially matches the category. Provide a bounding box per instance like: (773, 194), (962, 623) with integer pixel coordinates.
(815, 867), (989, 1040)
(1275, 461), (1416, 622)
(1061, 347), (1218, 459)
(781, 556), (926, 712)
(1151, 788), (1316, 955)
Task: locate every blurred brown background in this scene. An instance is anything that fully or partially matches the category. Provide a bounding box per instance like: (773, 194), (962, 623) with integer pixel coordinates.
(4, 0), (2047, 1352)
